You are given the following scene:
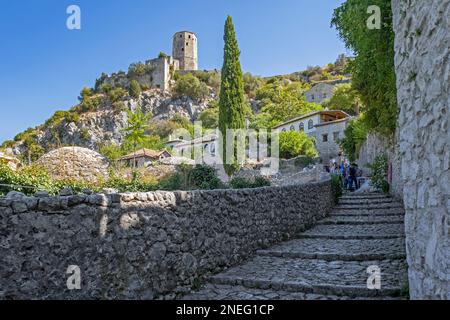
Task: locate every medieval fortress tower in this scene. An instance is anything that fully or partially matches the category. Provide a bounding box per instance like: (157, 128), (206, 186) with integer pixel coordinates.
(99, 31), (198, 91)
(173, 31), (198, 71)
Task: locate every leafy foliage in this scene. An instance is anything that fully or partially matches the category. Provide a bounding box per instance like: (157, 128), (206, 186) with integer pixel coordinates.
(278, 131), (318, 159)
(323, 83), (361, 116)
(369, 154), (389, 193)
(159, 164), (223, 191)
(339, 116), (368, 162)
(198, 101), (219, 129)
(332, 0), (397, 135)
(229, 176), (271, 189)
(129, 80), (141, 99)
(251, 80), (322, 129)
(173, 73), (209, 101)
(330, 173), (343, 204)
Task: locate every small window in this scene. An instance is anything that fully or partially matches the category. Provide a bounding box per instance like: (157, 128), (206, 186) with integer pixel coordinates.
(186, 42), (189, 46)
(308, 119), (314, 129)
(282, 128), (287, 132)
(189, 35), (191, 39)
(180, 35), (182, 38)
(299, 123), (304, 131)
(322, 134), (328, 142)
(333, 132), (340, 141)
(182, 48), (184, 51)
(311, 94), (315, 101)
(290, 125), (295, 131)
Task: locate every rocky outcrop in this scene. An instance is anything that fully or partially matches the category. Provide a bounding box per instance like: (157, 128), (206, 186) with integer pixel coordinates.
(12, 89), (213, 155)
(392, 0), (450, 299)
(36, 147), (109, 183)
(0, 180), (334, 299)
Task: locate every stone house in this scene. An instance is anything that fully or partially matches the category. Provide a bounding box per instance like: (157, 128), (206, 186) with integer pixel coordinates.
(170, 134), (217, 160)
(118, 149), (172, 168)
(272, 110), (350, 162)
(0, 150), (21, 171)
(305, 79), (351, 104)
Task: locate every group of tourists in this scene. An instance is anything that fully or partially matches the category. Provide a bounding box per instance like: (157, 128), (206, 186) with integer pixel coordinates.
(327, 159), (363, 191)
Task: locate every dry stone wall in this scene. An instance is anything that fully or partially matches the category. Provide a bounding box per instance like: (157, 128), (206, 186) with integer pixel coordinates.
(392, 0), (450, 299)
(0, 181), (334, 299)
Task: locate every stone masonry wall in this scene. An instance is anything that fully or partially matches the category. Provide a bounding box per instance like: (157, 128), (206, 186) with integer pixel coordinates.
(357, 130), (403, 200)
(392, 0), (450, 299)
(0, 181), (334, 299)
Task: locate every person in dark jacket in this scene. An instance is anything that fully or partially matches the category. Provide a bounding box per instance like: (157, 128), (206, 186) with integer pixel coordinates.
(348, 163), (358, 190)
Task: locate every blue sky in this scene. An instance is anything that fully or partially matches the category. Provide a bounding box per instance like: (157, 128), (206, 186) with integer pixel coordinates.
(0, 0), (348, 142)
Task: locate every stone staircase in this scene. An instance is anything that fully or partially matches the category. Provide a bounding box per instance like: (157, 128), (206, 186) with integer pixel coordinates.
(182, 193), (409, 300)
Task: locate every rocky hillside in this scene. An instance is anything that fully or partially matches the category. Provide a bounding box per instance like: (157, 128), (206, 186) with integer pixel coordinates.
(5, 80), (214, 161)
(2, 55), (350, 163)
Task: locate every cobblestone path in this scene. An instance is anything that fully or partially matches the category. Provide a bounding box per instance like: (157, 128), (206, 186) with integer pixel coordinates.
(183, 193), (409, 300)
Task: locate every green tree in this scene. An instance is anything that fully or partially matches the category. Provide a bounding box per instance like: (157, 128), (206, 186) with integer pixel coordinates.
(218, 16), (246, 176)
(339, 115), (368, 162)
(198, 101), (219, 129)
(332, 0), (397, 135)
(129, 80), (141, 99)
(78, 87), (94, 102)
(323, 83), (362, 116)
(173, 73), (209, 101)
(122, 107), (151, 169)
(252, 80), (322, 129)
(278, 131), (318, 159)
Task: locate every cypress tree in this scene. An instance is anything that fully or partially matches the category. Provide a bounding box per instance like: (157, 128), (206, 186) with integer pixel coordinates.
(218, 16), (246, 176)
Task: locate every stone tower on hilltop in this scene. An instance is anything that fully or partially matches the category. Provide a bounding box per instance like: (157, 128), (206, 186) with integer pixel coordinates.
(173, 31), (198, 71)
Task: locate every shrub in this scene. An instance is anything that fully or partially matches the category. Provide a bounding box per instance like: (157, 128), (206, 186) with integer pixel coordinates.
(330, 173), (343, 204)
(64, 112), (80, 124)
(78, 95), (104, 113)
(340, 115), (368, 162)
(279, 131), (317, 159)
(369, 154), (390, 194)
(0, 161), (59, 196)
(128, 63), (155, 79)
(78, 87), (94, 102)
(158, 164), (223, 191)
(173, 73), (209, 101)
(108, 87), (127, 103)
(158, 52), (169, 59)
(229, 176), (271, 189)
(129, 80), (141, 99)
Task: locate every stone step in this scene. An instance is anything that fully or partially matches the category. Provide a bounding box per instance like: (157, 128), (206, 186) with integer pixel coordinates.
(331, 208), (405, 216)
(256, 238), (406, 261)
(182, 283), (406, 300)
(208, 256), (408, 298)
(319, 215), (404, 225)
(339, 198), (397, 205)
(335, 203), (404, 210)
(340, 193), (387, 199)
(298, 223), (405, 240)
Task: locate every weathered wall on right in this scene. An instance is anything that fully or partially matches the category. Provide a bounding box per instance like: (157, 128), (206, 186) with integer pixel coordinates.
(357, 130), (403, 200)
(392, 0), (450, 299)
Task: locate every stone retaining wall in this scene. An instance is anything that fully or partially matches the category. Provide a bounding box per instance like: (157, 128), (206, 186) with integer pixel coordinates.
(0, 181), (334, 299)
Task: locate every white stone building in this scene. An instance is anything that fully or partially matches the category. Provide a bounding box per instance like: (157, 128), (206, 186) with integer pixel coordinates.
(272, 110), (350, 162)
